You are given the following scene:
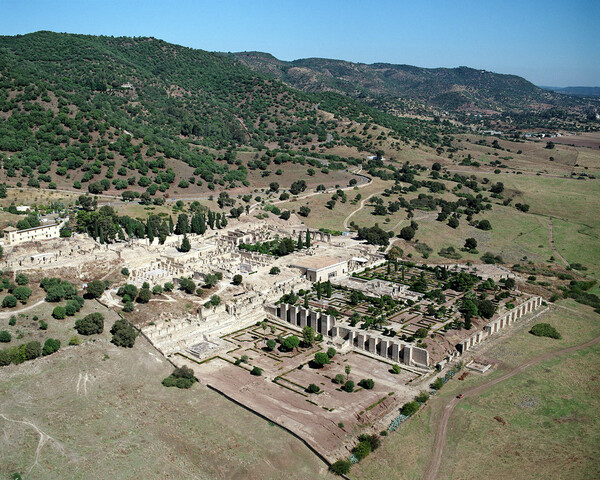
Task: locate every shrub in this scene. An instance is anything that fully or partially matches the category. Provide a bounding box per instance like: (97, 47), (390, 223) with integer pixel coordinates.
(24, 341), (42, 360)
(69, 336), (81, 345)
(401, 400), (420, 416)
(343, 380), (355, 392)
(121, 268), (129, 276)
(12, 286), (32, 303)
(123, 301), (134, 312)
(330, 459), (352, 475)
(250, 366), (263, 376)
(333, 373), (346, 384)
(65, 303), (77, 316)
(2, 295), (17, 308)
(42, 338), (61, 356)
(530, 323), (561, 339)
(416, 391), (430, 403)
(0, 330), (11, 342)
(152, 285), (163, 295)
(136, 288), (152, 303)
(85, 280), (105, 299)
(52, 306), (66, 319)
(269, 267), (280, 275)
(352, 440), (372, 460)
(326, 347), (337, 358)
(74, 313), (104, 335)
(110, 319), (137, 347)
(358, 378), (375, 389)
(391, 364), (401, 374)
(39, 320), (48, 330)
(313, 352), (330, 367)
(266, 339), (276, 351)
(306, 383), (320, 393)
(477, 219), (492, 230)
(163, 366), (197, 389)
(8, 315), (16, 326)
(163, 282), (174, 292)
(358, 433), (381, 451)
(232, 274), (243, 285)
(432, 378), (444, 390)
(15, 273), (29, 285)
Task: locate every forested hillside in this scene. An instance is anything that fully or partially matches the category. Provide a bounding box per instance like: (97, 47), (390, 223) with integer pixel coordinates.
(0, 31), (454, 197)
(234, 52), (599, 126)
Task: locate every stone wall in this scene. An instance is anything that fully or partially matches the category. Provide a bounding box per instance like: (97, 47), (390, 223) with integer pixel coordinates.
(455, 295), (543, 357)
(273, 303), (430, 368)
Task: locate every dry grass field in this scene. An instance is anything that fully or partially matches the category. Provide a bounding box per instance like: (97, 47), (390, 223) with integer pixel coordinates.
(0, 302), (332, 480)
(352, 300), (600, 480)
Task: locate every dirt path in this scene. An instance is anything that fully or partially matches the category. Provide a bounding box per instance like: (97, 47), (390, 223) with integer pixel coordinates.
(343, 193), (376, 230)
(548, 219), (569, 266)
(423, 333), (600, 480)
(0, 298), (45, 319)
(248, 169), (372, 215)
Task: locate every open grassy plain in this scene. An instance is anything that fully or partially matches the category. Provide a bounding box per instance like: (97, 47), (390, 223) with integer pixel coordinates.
(0, 302), (331, 480)
(352, 300), (600, 480)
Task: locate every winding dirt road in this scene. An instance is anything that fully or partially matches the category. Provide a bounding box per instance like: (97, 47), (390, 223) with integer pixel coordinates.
(423, 333), (600, 480)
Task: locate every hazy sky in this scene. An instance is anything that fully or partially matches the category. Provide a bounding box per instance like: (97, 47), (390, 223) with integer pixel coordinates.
(1, 0), (598, 86)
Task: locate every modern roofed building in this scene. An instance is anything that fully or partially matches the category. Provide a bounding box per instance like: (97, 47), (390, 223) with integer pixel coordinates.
(3, 223), (60, 246)
(290, 256), (348, 282)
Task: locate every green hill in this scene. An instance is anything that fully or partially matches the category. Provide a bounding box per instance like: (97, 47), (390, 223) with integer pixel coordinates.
(233, 52), (592, 117)
(0, 32), (453, 197)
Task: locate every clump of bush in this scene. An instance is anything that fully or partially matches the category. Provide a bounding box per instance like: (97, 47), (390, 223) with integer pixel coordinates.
(75, 313), (104, 335)
(330, 459), (351, 475)
(432, 377), (444, 390)
(306, 383), (320, 393)
(110, 319), (137, 347)
(42, 338), (60, 356)
(343, 380), (355, 392)
(530, 323), (561, 339)
(0, 340), (43, 366)
(401, 400), (420, 416)
(358, 433), (381, 452)
(352, 440), (372, 460)
(162, 366), (197, 389)
(250, 366), (263, 376)
(358, 378), (375, 389)
(332, 373), (346, 384)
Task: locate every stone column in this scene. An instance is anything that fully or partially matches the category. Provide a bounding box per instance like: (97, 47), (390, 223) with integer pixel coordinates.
(379, 339), (389, 359)
(391, 342), (400, 362)
(403, 345), (413, 365)
(299, 308), (308, 328)
(356, 333), (366, 350)
(367, 337), (377, 354)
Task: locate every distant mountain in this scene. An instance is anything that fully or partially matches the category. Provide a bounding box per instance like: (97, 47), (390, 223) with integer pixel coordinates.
(233, 52), (588, 116)
(540, 86), (600, 97)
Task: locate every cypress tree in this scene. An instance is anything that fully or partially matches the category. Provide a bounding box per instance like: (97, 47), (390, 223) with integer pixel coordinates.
(168, 215), (174, 234)
(98, 226), (104, 244)
(191, 213), (201, 234)
(297, 233), (304, 250)
(305, 229), (311, 248)
(180, 234), (191, 253)
(221, 215), (228, 228)
(199, 213), (207, 234)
